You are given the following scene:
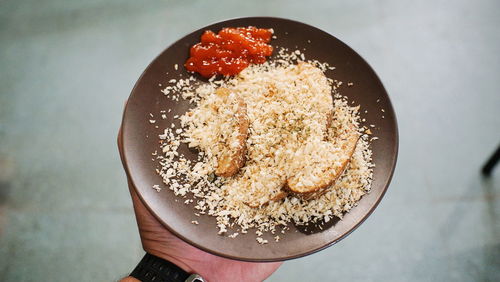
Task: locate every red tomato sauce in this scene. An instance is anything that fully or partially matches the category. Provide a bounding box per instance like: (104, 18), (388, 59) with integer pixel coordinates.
(185, 26), (274, 78)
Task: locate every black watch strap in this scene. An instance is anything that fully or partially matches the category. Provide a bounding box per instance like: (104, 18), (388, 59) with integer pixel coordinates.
(130, 253), (193, 282)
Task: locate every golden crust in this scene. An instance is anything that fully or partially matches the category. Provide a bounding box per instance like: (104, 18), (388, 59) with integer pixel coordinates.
(287, 127), (360, 199)
(215, 90), (249, 177)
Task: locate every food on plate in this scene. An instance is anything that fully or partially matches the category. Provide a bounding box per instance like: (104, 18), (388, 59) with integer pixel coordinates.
(154, 29), (374, 243)
(213, 88), (249, 177)
(286, 122), (360, 200)
(185, 26), (273, 77)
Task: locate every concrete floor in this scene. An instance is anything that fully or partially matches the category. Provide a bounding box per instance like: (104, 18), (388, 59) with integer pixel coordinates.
(1, 0), (499, 281)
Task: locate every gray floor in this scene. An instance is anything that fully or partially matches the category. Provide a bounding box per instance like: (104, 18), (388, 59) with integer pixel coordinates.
(1, 0), (499, 281)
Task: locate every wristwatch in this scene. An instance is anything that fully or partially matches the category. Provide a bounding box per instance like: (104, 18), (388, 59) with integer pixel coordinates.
(130, 253), (206, 282)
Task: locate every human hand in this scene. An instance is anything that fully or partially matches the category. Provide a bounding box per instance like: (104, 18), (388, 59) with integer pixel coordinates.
(118, 127), (282, 282)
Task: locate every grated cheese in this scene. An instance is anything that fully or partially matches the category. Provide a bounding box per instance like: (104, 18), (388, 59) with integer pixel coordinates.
(153, 49), (375, 241)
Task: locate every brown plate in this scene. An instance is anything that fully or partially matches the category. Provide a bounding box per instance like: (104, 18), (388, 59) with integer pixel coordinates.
(120, 17), (398, 262)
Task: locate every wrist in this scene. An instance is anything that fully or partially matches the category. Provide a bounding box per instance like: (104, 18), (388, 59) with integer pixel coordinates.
(145, 249), (195, 274)
(120, 277), (140, 282)
(129, 252), (205, 282)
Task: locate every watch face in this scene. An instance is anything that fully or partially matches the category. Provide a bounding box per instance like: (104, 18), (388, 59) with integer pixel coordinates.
(186, 274), (206, 282)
